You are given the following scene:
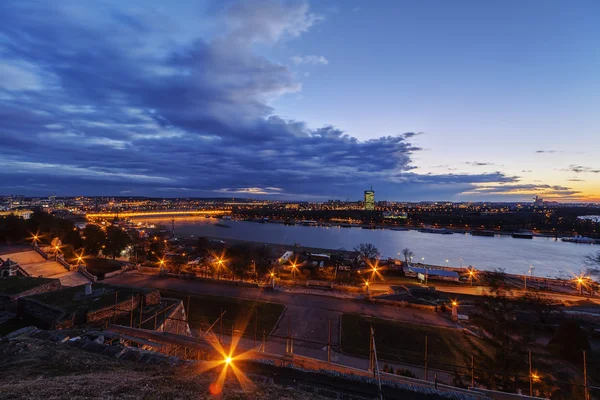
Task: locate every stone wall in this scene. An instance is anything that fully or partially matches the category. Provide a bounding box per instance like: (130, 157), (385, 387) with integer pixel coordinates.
(158, 300), (192, 336)
(18, 297), (67, 329)
(8, 279), (62, 302)
(144, 290), (161, 306)
(87, 294), (143, 324)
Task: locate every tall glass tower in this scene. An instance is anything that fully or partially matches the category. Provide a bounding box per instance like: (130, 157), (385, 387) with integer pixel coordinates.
(364, 187), (375, 211)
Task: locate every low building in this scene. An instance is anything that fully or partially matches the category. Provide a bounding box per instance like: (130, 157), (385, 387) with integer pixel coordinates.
(406, 267), (460, 282)
(0, 258), (21, 277)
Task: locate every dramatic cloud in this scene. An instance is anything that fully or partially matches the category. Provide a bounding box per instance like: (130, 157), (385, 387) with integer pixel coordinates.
(0, 0), (548, 201)
(461, 184), (582, 199)
(291, 55), (329, 65)
(565, 165), (600, 174)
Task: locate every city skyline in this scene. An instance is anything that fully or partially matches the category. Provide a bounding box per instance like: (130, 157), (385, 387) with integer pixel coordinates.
(1, 1), (599, 202)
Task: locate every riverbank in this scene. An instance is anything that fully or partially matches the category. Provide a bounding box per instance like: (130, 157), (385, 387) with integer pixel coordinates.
(136, 216), (597, 278)
(174, 235), (597, 297)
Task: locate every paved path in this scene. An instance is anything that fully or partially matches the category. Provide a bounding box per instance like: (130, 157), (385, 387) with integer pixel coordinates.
(107, 272), (456, 327)
(2, 250), (90, 287)
(106, 272), (459, 383)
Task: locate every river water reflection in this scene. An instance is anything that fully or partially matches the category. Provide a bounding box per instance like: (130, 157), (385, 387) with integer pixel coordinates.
(136, 216), (597, 279)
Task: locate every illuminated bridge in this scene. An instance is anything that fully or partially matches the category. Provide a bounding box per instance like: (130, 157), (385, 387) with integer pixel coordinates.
(85, 209), (230, 219)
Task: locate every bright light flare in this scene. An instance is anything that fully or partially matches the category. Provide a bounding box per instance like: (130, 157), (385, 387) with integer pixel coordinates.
(196, 323), (255, 395)
(365, 259), (384, 282)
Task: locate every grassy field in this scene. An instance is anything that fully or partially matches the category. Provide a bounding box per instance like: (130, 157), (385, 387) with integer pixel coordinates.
(341, 313), (480, 369)
(84, 258), (122, 279)
(160, 289), (284, 337)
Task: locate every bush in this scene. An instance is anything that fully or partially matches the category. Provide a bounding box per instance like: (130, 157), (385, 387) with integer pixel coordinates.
(395, 368), (417, 378)
(548, 320), (590, 363)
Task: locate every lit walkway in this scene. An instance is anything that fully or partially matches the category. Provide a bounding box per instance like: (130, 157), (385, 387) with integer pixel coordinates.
(1, 250), (90, 287)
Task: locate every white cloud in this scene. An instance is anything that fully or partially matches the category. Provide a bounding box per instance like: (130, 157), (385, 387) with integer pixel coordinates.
(291, 55), (329, 65)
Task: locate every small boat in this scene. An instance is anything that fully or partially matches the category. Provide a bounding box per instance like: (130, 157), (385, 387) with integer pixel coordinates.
(561, 235), (596, 244)
(471, 230), (495, 237)
(301, 220), (318, 226)
(419, 227), (453, 234)
(512, 232), (533, 239)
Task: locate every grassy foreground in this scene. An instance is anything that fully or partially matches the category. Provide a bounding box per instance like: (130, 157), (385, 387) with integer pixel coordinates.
(341, 313), (480, 369)
(160, 289), (284, 336)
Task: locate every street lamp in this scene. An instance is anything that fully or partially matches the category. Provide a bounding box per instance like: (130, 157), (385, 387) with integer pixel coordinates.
(216, 258), (224, 280)
(289, 260), (298, 280)
(468, 268), (475, 286)
(76, 251), (84, 267)
(451, 300), (458, 321)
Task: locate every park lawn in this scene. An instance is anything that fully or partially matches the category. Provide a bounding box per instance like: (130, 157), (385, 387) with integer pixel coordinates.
(341, 313), (481, 369)
(84, 257), (122, 279)
(159, 289), (284, 337)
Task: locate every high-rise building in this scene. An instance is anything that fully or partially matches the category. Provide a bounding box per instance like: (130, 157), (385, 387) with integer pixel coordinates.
(533, 195), (544, 207)
(364, 188), (375, 211)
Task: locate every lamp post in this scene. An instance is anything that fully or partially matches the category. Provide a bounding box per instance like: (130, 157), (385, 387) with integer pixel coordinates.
(469, 268), (475, 286)
(451, 300), (458, 322)
(217, 259), (224, 280)
(290, 262), (297, 280)
(270, 272), (275, 288)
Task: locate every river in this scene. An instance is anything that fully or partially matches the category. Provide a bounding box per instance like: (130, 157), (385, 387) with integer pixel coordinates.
(135, 216), (597, 279)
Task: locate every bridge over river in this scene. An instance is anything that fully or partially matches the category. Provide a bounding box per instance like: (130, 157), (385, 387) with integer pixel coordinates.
(85, 209), (229, 219)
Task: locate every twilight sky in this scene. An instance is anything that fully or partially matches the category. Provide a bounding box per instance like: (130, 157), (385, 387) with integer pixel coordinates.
(1, 0), (599, 202)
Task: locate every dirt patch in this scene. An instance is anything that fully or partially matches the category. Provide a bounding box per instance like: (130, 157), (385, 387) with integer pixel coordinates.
(0, 337), (324, 400)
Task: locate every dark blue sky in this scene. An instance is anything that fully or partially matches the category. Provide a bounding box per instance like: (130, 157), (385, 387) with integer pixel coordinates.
(1, 1), (598, 201)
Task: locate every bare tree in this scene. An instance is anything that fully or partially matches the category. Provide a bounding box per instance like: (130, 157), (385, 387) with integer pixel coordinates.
(584, 251), (600, 278)
(401, 248), (414, 264)
(354, 243), (380, 261)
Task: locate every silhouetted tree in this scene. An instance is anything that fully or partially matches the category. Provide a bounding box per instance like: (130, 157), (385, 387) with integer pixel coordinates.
(196, 237), (212, 260)
(104, 226), (130, 260)
(0, 214), (28, 243)
(548, 320), (590, 363)
(520, 291), (559, 324)
(169, 254), (186, 274)
(473, 269), (524, 391)
(584, 251), (600, 278)
(354, 243), (380, 261)
(82, 224), (106, 256)
(401, 248), (414, 264)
